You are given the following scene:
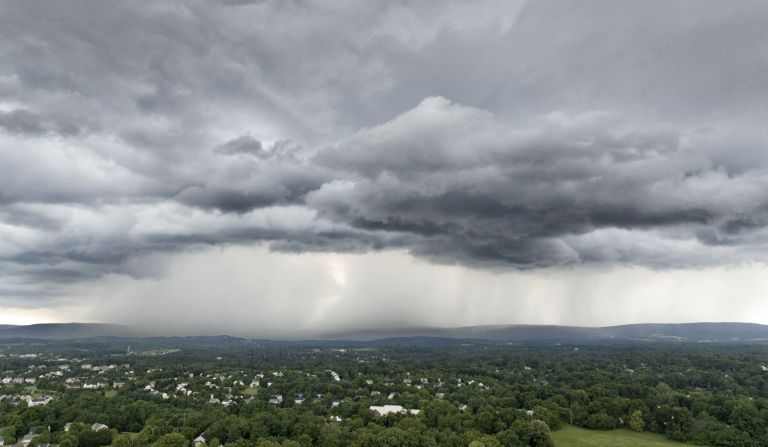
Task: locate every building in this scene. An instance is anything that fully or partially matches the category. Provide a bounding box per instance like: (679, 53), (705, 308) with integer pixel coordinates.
(91, 423), (109, 432)
(369, 405), (422, 416)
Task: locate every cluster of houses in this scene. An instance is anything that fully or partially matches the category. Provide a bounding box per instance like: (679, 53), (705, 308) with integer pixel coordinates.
(0, 360), (134, 393)
(1, 377), (36, 385)
(1, 349), (512, 422)
(0, 423), (109, 447)
(0, 394), (55, 407)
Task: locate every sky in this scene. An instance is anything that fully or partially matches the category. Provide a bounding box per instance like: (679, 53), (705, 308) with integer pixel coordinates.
(1, 0), (768, 336)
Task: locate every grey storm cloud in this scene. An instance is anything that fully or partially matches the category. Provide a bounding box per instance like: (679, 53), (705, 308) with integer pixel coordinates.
(215, 135), (265, 156)
(310, 98), (768, 268)
(0, 109), (82, 137)
(1, 0), (768, 303)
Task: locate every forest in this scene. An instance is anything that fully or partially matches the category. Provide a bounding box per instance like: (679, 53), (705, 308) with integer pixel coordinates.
(2, 341), (768, 447)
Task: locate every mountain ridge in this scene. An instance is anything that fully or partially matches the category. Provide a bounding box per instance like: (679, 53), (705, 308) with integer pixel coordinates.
(2, 322), (768, 343)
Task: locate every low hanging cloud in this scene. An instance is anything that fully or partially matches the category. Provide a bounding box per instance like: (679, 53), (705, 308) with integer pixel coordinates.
(1, 0), (768, 310)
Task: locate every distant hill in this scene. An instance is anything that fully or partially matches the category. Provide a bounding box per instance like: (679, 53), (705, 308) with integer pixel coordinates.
(1, 322), (768, 344)
(327, 322), (768, 343)
(0, 323), (134, 340)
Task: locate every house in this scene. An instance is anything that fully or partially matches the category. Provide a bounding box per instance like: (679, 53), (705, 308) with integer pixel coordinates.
(370, 405), (404, 416)
(268, 395), (283, 405)
(64, 423), (73, 432)
(193, 435), (206, 447)
(21, 434), (35, 447)
(369, 405), (422, 416)
(91, 423), (109, 432)
(28, 398), (53, 407)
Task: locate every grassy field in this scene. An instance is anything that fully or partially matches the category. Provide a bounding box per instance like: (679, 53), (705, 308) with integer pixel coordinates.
(552, 425), (692, 447)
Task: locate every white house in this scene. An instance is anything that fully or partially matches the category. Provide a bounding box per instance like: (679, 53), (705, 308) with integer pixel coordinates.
(369, 405), (422, 416)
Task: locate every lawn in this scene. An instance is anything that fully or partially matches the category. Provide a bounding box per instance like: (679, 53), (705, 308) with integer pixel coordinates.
(552, 425), (693, 447)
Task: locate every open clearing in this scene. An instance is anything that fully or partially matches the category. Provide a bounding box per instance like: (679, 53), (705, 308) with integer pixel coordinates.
(552, 426), (692, 447)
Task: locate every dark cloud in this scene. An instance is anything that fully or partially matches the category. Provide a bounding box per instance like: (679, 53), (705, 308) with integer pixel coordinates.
(0, 109), (81, 137)
(309, 98), (768, 268)
(215, 134), (265, 156)
(1, 0), (768, 306)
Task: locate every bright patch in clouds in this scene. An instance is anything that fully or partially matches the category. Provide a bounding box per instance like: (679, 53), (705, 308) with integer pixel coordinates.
(0, 307), (62, 325)
(47, 246), (768, 336)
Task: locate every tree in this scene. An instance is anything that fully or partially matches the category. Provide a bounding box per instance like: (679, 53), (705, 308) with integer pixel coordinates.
(58, 433), (78, 447)
(527, 420), (554, 447)
(317, 425), (343, 447)
(153, 433), (188, 447)
(0, 426), (17, 445)
(112, 434), (144, 447)
(629, 410), (645, 432)
(584, 412), (615, 430)
(496, 429), (522, 447)
(665, 407), (693, 442)
(730, 401), (762, 439)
